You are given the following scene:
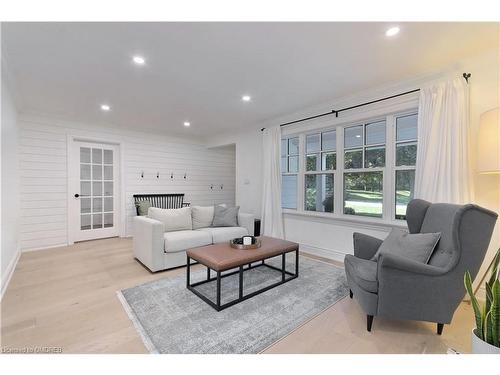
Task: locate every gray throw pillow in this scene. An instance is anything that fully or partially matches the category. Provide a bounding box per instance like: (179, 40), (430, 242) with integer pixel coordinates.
(136, 201), (151, 216)
(212, 205), (240, 227)
(372, 228), (441, 264)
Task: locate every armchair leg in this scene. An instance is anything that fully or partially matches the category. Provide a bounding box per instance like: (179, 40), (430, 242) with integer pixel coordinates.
(349, 289), (353, 299)
(437, 323), (444, 335)
(367, 315), (374, 332)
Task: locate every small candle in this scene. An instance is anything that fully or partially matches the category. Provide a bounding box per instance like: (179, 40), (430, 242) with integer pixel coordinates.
(243, 236), (252, 246)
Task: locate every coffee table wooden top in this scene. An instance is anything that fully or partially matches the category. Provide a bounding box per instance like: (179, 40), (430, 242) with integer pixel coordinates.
(186, 236), (299, 272)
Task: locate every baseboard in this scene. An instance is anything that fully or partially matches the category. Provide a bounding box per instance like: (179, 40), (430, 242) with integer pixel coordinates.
(298, 243), (346, 263)
(1, 248), (21, 301)
(22, 243), (68, 252)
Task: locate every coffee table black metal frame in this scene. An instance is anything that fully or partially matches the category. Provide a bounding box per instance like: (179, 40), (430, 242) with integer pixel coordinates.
(186, 249), (299, 311)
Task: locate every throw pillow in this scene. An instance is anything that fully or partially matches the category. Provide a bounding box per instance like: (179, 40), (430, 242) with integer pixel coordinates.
(191, 205), (215, 229)
(212, 205), (240, 227)
(372, 228), (441, 264)
(148, 206), (192, 232)
(136, 200), (151, 216)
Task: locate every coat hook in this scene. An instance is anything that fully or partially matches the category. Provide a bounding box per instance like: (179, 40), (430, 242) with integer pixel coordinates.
(170, 172), (174, 179)
(157, 172), (160, 179)
(141, 171), (144, 178)
(210, 184), (214, 190)
(220, 184), (224, 190)
(184, 173), (187, 179)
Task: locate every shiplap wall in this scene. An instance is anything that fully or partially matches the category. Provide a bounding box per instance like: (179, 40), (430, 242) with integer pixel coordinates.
(18, 115), (236, 251)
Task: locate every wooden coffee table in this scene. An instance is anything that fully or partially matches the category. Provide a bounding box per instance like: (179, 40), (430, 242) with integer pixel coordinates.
(186, 236), (299, 311)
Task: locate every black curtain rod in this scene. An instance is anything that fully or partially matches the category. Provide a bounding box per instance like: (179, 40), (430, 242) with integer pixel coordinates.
(261, 72), (471, 131)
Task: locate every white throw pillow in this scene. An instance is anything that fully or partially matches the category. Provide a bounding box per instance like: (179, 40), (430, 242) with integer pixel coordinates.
(191, 205), (215, 229)
(148, 207), (192, 232)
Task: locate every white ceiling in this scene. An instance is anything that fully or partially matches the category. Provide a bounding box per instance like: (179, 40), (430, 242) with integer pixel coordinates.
(2, 22), (498, 137)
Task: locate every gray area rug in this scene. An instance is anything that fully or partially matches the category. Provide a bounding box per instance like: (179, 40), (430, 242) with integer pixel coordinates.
(118, 255), (348, 353)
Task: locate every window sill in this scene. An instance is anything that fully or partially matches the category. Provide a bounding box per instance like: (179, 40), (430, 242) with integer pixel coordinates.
(282, 209), (407, 230)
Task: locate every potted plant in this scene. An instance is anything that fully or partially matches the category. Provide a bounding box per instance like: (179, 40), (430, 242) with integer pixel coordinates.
(464, 248), (500, 354)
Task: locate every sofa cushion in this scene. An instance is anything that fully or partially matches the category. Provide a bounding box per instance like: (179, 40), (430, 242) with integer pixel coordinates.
(344, 254), (378, 293)
(196, 226), (248, 244)
(212, 205), (240, 227)
(191, 205), (215, 229)
(163, 230), (212, 253)
(149, 207), (192, 232)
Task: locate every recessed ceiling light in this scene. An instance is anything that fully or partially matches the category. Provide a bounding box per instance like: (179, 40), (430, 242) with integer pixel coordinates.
(183, 121), (191, 127)
(385, 26), (400, 37)
(242, 95), (251, 102)
(100, 104), (111, 111)
(132, 55), (146, 65)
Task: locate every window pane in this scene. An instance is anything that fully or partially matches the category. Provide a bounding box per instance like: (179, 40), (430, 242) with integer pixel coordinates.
(281, 139), (287, 156)
(288, 137), (299, 155)
(288, 156), (299, 173)
(92, 148), (102, 164)
(282, 175), (297, 209)
(322, 152), (336, 170)
(305, 174), (334, 212)
(104, 213), (113, 228)
(344, 149), (362, 169)
(396, 170), (415, 220)
(104, 197), (113, 212)
(396, 142), (417, 166)
(80, 164), (91, 180)
(81, 198), (91, 214)
(306, 134), (321, 153)
(80, 181), (91, 197)
(365, 121), (386, 145)
(92, 165), (102, 180)
(306, 154), (320, 171)
(396, 114), (418, 141)
(80, 147), (91, 163)
(344, 125), (363, 148)
(103, 149), (113, 164)
(81, 214), (91, 230)
(104, 182), (113, 196)
(344, 172), (383, 218)
(93, 198), (103, 213)
(92, 181), (102, 196)
(322, 130), (336, 151)
(92, 214), (103, 229)
(281, 157), (287, 172)
(103, 165), (113, 180)
(365, 146), (386, 168)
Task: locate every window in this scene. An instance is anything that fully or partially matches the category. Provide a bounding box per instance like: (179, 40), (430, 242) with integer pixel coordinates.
(281, 137), (299, 209)
(304, 130), (336, 212)
(343, 121), (385, 217)
(395, 113), (418, 220)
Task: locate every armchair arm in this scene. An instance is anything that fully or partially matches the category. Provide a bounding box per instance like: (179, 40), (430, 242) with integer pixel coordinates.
(238, 212), (255, 236)
(133, 216), (165, 272)
(353, 232), (383, 260)
(377, 252), (447, 277)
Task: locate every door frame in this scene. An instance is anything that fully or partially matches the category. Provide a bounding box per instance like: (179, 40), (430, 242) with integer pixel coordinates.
(67, 135), (126, 245)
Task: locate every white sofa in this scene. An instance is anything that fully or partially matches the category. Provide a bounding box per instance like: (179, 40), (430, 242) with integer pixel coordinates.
(133, 206), (254, 272)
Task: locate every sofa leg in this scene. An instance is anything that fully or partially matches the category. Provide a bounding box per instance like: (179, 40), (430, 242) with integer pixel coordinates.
(437, 323), (444, 335)
(367, 315), (374, 332)
(349, 289), (353, 299)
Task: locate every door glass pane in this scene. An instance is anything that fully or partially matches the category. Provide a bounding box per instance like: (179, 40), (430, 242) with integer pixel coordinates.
(396, 142), (417, 166)
(365, 146), (386, 168)
(396, 170), (415, 220)
(92, 181), (102, 196)
(305, 174), (334, 213)
(92, 165), (102, 180)
(281, 139), (287, 156)
(104, 197), (113, 212)
(306, 154), (320, 171)
(344, 126), (363, 148)
(103, 166), (113, 180)
(80, 164), (91, 180)
(396, 114), (418, 141)
(81, 214), (91, 230)
(104, 182), (113, 196)
(92, 148), (102, 164)
(92, 214), (103, 229)
(281, 175), (297, 209)
(81, 198), (91, 214)
(288, 156), (299, 173)
(365, 121), (386, 145)
(322, 152), (336, 170)
(322, 131), (336, 151)
(80, 181), (91, 197)
(344, 172), (383, 218)
(103, 149), (113, 164)
(104, 213), (113, 228)
(80, 147), (91, 163)
(344, 149), (362, 169)
(306, 134), (321, 153)
(288, 138), (299, 155)
(93, 197), (102, 213)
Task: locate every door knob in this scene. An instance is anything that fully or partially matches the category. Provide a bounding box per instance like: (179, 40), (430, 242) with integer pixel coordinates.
(74, 193), (80, 198)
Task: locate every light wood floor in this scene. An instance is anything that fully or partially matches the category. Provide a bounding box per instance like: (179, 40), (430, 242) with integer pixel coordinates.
(0, 237), (474, 354)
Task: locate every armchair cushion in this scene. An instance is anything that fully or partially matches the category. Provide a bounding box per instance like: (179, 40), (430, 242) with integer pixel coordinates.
(344, 254), (378, 293)
(372, 228), (441, 264)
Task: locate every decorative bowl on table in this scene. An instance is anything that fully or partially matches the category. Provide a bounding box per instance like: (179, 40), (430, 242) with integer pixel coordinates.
(230, 236), (261, 250)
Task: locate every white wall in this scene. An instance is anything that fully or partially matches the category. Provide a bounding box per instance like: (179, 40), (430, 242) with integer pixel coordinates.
(1, 74), (20, 297)
(18, 115), (236, 251)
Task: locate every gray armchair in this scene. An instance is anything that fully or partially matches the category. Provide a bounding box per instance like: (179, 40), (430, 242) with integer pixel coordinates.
(344, 199), (498, 334)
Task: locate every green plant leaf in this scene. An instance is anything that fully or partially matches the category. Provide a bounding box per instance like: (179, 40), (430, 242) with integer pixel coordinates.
(465, 271), (484, 339)
(491, 280), (500, 347)
(488, 248), (500, 285)
(486, 281), (493, 315)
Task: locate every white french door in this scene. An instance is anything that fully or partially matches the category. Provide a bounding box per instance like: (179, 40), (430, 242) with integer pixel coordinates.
(69, 140), (120, 242)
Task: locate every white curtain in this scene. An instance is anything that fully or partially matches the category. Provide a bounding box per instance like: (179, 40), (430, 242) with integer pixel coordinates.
(414, 77), (474, 204)
(261, 126), (285, 238)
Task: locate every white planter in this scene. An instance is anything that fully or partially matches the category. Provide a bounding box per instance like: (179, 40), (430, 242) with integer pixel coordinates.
(471, 329), (500, 354)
